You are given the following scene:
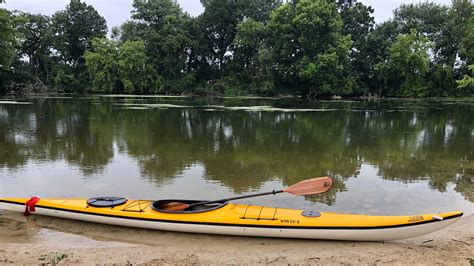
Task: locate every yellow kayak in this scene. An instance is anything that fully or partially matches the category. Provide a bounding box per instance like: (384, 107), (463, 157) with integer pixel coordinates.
(0, 197), (463, 241)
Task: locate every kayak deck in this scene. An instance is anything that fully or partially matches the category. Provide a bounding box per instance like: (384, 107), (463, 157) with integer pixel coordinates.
(0, 198), (463, 241)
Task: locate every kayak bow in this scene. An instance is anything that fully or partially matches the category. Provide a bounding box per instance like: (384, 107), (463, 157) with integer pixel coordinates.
(0, 198), (462, 241)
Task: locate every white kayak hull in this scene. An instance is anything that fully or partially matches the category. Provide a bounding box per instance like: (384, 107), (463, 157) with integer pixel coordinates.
(0, 201), (462, 241)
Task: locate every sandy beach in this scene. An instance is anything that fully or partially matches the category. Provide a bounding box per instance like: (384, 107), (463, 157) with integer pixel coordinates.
(0, 211), (472, 265)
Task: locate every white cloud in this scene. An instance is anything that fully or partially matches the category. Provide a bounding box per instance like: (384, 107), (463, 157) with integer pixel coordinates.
(360, 0), (453, 23)
(3, 0), (453, 28)
(3, 0), (203, 29)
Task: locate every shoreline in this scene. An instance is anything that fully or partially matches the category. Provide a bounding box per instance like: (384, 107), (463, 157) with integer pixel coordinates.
(0, 212), (472, 264)
(2, 92), (474, 102)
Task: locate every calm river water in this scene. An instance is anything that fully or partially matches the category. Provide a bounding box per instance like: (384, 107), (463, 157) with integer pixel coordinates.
(0, 96), (473, 215)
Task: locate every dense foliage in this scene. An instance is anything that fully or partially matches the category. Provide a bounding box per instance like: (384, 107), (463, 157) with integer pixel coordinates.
(0, 0), (473, 97)
(0, 5), (16, 88)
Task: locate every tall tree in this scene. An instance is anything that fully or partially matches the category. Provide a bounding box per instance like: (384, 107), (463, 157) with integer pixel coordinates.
(267, 0), (351, 96)
(378, 32), (431, 97)
(364, 21), (399, 96)
(232, 19), (273, 94)
(438, 0), (473, 70)
(51, 0), (107, 91)
(16, 13), (52, 82)
(118, 40), (163, 94)
(0, 4), (16, 90)
(199, 0), (240, 75)
(394, 2), (448, 36)
(51, 0), (107, 66)
(84, 38), (162, 94)
(460, 17), (473, 66)
(394, 2), (449, 67)
(84, 38), (119, 93)
(393, 0), (473, 96)
(336, 0), (375, 94)
(130, 0), (192, 91)
(198, 0), (280, 78)
(0, 7), (15, 71)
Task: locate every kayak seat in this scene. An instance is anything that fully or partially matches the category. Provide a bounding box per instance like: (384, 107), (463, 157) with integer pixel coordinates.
(152, 199), (227, 214)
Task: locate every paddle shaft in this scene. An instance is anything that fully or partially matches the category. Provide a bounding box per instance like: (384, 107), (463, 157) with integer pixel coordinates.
(187, 189), (284, 208)
(159, 176), (333, 211)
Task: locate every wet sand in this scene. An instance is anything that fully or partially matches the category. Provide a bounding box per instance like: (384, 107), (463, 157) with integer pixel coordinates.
(0, 211), (472, 264)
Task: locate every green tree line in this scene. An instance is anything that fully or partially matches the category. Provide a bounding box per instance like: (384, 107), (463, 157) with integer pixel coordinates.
(0, 0), (473, 97)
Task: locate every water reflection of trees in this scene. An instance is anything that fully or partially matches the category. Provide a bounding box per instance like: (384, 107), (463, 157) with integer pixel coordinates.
(0, 99), (472, 203)
(0, 100), (114, 174)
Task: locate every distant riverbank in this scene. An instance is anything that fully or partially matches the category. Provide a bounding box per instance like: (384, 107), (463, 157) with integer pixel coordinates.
(2, 1), (472, 99)
(3, 92), (474, 102)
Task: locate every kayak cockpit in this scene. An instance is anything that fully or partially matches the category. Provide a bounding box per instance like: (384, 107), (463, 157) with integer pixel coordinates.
(152, 199), (227, 213)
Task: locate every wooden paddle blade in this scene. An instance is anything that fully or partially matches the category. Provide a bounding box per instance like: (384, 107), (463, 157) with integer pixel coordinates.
(283, 176), (333, 196)
(159, 202), (190, 212)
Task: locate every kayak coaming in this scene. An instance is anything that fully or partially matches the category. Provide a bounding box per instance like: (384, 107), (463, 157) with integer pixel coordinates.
(0, 198), (463, 241)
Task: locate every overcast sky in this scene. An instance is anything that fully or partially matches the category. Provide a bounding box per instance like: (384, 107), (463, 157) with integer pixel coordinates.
(3, 0), (453, 30)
